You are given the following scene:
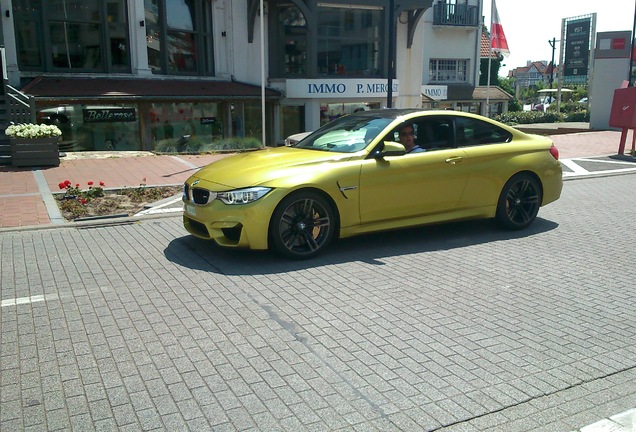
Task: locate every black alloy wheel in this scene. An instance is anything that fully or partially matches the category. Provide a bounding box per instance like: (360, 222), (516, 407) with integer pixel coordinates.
(495, 173), (542, 230)
(270, 192), (335, 259)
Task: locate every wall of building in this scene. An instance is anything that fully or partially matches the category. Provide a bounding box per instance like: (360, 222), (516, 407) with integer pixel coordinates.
(395, 11), (425, 109)
(1, 0), (488, 147)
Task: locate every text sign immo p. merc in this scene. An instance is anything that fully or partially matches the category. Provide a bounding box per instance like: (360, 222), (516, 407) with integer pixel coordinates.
(286, 79), (400, 99)
(421, 85), (448, 101)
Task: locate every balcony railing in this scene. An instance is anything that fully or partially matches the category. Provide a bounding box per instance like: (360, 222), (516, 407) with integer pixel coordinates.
(433, 3), (479, 27)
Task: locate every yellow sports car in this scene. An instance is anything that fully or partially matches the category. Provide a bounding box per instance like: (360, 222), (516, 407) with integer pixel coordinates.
(183, 109), (562, 259)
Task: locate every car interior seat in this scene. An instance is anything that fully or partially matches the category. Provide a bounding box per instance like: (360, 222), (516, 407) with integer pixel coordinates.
(415, 123), (435, 150)
(431, 124), (450, 149)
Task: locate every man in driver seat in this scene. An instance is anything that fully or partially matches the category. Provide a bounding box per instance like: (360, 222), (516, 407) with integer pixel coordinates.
(398, 123), (424, 153)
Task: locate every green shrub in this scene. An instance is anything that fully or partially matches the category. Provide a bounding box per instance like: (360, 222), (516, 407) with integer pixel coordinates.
(494, 111), (566, 125)
(154, 136), (262, 153)
(202, 137), (263, 151)
(565, 111), (590, 122)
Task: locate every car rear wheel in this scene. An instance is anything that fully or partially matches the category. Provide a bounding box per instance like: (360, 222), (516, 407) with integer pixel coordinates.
(495, 173), (542, 230)
(270, 192), (335, 259)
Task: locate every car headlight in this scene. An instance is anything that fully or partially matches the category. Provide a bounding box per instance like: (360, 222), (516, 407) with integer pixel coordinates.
(217, 187), (272, 205)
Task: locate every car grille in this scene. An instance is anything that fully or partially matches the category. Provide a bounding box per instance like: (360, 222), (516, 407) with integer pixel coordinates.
(192, 188), (212, 205)
(184, 182), (217, 205)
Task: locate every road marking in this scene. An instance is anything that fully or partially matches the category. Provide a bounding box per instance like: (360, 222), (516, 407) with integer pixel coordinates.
(561, 158), (636, 179)
(578, 407), (636, 432)
(561, 159), (590, 176)
(1, 293), (58, 308)
(136, 196), (183, 216)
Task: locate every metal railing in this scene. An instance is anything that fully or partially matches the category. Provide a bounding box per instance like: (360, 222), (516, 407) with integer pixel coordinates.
(5, 84), (35, 124)
(433, 3), (479, 27)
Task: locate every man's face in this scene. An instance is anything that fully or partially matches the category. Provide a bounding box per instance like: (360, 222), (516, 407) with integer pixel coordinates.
(399, 126), (415, 149)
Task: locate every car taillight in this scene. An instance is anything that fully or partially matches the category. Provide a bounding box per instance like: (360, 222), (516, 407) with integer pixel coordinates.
(549, 145), (559, 160)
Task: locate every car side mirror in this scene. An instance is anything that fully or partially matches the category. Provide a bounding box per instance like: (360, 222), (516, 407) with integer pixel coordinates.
(376, 141), (406, 158)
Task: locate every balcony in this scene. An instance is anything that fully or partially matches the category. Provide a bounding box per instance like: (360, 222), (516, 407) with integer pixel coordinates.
(433, 3), (479, 27)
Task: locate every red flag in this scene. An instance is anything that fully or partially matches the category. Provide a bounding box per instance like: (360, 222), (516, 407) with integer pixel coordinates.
(490, 0), (510, 56)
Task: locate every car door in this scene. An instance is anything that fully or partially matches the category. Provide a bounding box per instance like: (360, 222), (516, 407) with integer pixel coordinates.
(358, 117), (470, 224)
(453, 116), (515, 208)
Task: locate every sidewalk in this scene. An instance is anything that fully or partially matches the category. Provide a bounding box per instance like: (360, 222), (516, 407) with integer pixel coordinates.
(0, 128), (631, 230)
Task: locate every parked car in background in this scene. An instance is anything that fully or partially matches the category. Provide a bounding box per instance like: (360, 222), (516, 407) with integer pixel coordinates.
(532, 96), (554, 112)
(183, 109), (563, 259)
(284, 131), (312, 146)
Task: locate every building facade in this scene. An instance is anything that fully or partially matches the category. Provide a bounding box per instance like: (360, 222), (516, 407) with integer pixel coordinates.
(508, 61), (554, 94)
(1, 0), (493, 152)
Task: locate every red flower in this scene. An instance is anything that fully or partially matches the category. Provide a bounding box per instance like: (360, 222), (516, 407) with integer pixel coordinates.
(64, 180), (71, 186)
(58, 182), (66, 189)
(75, 183), (80, 188)
(99, 181), (105, 187)
(87, 181), (93, 186)
(81, 198), (87, 205)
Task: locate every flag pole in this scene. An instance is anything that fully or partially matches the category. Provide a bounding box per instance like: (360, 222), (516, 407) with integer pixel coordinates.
(486, 0), (494, 117)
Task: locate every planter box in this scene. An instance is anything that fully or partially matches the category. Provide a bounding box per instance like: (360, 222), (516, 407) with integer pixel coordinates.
(10, 137), (60, 167)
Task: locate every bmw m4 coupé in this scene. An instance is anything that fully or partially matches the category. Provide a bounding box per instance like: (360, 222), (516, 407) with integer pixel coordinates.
(183, 109), (562, 259)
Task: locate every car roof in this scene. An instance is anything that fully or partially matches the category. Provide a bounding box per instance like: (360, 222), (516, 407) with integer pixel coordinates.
(351, 108), (423, 119)
(350, 108), (485, 121)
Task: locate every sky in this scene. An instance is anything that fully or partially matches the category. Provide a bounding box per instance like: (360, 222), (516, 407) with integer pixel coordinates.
(483, 0), (636, 76)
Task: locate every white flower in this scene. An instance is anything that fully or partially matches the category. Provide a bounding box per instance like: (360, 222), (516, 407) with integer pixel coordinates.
(5, 123), (62, 139)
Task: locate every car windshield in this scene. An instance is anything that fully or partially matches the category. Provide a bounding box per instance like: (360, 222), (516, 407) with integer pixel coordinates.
(294, 115), (394, 153)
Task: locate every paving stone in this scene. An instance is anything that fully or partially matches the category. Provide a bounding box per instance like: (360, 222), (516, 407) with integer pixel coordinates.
(2, 174), (636, 431)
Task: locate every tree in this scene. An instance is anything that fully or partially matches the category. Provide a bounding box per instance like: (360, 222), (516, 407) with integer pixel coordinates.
(479, 56), (502, 86)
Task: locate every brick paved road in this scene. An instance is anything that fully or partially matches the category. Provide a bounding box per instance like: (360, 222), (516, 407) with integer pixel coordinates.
(1, 174), (636, 431)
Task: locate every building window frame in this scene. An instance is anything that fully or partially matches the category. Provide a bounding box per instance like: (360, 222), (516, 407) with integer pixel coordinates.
(12, 0), (131, 73)
(429, 59), (469, 83)
(269, 2), (385, 79)
(316, 4), (383, 77)
(144, 0), (215, 76)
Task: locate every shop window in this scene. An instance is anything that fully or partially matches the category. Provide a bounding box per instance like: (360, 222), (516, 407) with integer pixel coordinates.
(37, 104), (141, 151)
(145, 0), (214, 76)
(12, 0), (131, 72)
(281, 106), (305, 143)
(320, 102), (379, 127)
(149, 102), (225, 152)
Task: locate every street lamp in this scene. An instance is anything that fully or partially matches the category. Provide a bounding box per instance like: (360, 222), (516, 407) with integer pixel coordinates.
(548, 38), (559, 89)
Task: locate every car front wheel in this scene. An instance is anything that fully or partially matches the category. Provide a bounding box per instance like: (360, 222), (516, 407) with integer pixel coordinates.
(495, 173), (542, 230)
(270, 192), (336, 259)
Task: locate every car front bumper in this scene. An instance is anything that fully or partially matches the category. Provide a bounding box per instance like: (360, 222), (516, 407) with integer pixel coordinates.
(182, 189), (286, 250)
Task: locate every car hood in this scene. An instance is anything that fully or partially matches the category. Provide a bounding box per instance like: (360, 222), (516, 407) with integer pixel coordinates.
(190, 147), (356, 189)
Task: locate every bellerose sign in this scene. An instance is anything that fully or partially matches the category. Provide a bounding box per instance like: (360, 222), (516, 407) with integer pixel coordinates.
(83, 108), (137, 123)
(285, 79), (399, 99)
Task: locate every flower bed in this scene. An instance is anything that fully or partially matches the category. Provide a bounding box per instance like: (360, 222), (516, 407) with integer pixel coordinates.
(55, 180), (181, 221)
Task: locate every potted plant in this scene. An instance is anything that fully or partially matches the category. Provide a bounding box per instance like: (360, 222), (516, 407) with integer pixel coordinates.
(5, 123), (63, 167)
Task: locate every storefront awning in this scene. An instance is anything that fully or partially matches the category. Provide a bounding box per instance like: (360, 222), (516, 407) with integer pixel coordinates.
(20, 76), (281, 102)
(472, 86), (513, 101)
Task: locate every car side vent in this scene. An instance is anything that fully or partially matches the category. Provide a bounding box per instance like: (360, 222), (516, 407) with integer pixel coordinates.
(192, 188), (211, 205)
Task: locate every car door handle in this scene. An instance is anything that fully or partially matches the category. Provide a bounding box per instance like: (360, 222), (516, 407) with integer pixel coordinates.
(445, 156), (463, 164)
